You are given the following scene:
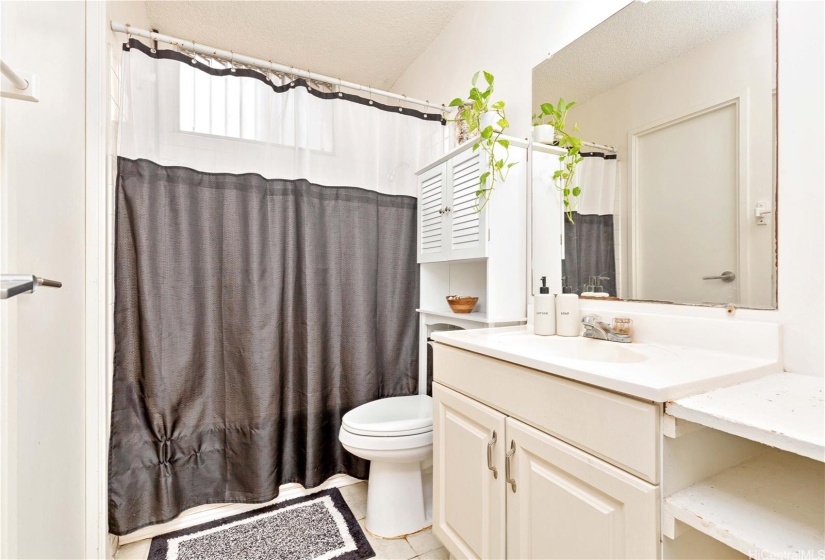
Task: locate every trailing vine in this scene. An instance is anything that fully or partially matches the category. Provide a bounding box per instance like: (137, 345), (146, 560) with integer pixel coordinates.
(449, 71), (516, 212)
(536, 98), (584, 223)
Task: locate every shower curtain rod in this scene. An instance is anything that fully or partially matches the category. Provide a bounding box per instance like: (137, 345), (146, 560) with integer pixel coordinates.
(581, 140), (617, 153)
(111, 22), (446, 113)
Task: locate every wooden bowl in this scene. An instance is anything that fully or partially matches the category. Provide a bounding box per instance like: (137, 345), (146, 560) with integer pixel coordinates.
(446, 295), (479, 314)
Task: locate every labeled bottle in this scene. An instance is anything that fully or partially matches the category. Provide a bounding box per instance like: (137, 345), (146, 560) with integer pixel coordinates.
(556, 293), (581, 336)
(534, 276), (556, 336)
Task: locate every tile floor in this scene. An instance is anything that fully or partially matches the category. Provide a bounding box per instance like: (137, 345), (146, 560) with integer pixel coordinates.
(115, 481), (447, 560)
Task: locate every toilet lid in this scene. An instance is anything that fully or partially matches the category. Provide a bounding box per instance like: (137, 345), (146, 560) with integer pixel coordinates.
(342, 395), (433, 437)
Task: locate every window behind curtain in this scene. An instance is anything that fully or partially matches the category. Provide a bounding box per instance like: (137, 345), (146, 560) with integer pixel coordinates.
(178, 63), (333, 152)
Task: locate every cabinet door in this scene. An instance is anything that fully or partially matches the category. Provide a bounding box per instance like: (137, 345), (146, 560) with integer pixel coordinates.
(505, 417), (659, 560)
(448, 148), (488, 260)
(433, 383), (506, 560)
(419, 163), (448, 263)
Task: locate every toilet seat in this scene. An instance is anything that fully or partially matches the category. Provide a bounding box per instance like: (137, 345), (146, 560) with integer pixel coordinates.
(342, 395), (432, 437)
(339, 427), (433, 452)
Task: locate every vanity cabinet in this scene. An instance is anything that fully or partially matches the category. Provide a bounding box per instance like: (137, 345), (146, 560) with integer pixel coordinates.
(432, 345), (660, 560)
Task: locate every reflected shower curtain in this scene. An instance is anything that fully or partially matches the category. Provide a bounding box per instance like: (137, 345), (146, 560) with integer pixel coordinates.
(108, 40), (444, 535)
(563, 153), (618, 295)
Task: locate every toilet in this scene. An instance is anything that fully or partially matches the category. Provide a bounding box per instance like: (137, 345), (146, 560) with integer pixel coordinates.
(339, 394), (433, 538)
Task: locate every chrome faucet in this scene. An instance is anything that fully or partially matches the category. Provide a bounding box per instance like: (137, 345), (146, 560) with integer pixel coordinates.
(581, 314), (632, 343)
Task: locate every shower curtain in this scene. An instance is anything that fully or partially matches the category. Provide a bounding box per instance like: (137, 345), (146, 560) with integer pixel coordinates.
(563, 153), (618, 296)
(108, 39), (444, 535)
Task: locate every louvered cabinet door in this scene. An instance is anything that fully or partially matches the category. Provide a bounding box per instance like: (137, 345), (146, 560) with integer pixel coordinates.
(418, 163), (448, 263)
(448, 148), (488, 260)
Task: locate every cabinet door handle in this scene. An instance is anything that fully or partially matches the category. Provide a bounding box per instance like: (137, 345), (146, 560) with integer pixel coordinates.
(505, 440), (517, 493)
(487, 430), (498, 479)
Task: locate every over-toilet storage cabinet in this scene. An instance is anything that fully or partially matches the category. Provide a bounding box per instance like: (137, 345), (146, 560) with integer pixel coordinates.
(415, 139), (566, 387)
(431, 344), (660, 560)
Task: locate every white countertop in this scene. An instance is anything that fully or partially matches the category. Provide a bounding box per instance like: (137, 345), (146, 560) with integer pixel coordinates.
(667, 372), (824, 461)
(431, 326), (782, 402)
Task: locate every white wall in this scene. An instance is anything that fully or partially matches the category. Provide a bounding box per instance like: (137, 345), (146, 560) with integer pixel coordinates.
(0, 2), (87, 558)
(392, 0), (824, 376)
(390, 1), (628, 140)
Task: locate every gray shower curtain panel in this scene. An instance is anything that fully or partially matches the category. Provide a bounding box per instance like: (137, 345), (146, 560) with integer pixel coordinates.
(563, 213), (617, 296)
(108, 157), (420, 535)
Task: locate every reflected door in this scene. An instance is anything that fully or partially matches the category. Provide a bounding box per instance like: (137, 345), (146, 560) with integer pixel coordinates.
(632, 102), (739, 304)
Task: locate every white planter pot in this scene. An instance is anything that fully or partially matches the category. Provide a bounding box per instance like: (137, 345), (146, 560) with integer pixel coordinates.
(532, 124), (556, 144)
(479, 111), (502, 133)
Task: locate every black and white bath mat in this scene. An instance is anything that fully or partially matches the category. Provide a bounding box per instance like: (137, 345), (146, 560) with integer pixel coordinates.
(148, 488), (374, 560)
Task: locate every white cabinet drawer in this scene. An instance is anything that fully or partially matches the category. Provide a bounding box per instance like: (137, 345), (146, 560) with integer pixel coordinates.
(433, 344), (660, 483)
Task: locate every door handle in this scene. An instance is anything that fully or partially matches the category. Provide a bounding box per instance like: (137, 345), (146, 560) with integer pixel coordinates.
(702, 271), (736, 282)
(487, 430), (498, 479)
(505, 440), (516, 493)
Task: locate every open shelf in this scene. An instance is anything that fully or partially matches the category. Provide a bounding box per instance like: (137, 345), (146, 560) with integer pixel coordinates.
(664, 450), (825, 558)
(666, 373), (824, 461)
(417, 308), (526, 325)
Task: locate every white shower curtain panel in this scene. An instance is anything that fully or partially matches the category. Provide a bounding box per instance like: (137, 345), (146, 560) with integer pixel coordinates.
(119, 41), (444, 196)
(575, 154), (618, 216)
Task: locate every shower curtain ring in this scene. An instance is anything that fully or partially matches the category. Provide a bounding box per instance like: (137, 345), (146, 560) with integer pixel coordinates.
(190, 40), (197, 64)
(125, 23), (132, 49)
(266, 61), (273, 81)
(230, 50), (236, 73)
(368, 86), (373, 105)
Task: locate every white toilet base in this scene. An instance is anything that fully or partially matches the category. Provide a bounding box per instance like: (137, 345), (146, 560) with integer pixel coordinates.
(365, 460), (433, 538)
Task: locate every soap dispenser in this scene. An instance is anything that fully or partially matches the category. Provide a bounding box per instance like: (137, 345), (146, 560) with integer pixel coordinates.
(556, 293), (581, 336)
(534, 276), (556, 336)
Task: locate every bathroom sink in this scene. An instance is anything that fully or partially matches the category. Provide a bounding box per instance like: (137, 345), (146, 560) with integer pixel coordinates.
(431, 325), (782, 402)
(488, 331), (647, 363)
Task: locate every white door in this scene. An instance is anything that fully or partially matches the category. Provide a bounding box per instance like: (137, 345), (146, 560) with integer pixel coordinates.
(418, 163), (448, 263)
(448, 148), (487, 260)
(633, 102), (739, 304)
(433, 383), (506, 560)
(505, 417), (658, 560)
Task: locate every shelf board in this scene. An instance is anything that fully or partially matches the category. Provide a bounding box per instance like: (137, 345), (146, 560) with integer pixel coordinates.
(666, 373), (824, 461)
(664, 450), (825, 557)
(417, 308), (526, 325)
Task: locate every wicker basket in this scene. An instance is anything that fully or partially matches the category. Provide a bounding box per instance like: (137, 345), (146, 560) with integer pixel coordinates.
(446, 295), (479, 314)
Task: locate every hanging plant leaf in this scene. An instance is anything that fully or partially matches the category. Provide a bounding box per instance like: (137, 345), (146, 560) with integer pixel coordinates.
(448, 71), (518, 212)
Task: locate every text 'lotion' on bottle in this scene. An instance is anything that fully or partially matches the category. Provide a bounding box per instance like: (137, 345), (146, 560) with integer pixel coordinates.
(534, 276), (556, 336)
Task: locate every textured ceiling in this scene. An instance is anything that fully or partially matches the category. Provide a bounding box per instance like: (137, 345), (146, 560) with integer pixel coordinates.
(533, 0), (776, 107)
(143, 1), (464, 91)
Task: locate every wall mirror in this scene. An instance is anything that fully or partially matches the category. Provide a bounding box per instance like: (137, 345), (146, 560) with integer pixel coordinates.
(531, 0), (777, 309)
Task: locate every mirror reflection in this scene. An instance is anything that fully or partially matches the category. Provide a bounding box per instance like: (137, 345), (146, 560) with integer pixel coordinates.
(532, 0), (777, 308)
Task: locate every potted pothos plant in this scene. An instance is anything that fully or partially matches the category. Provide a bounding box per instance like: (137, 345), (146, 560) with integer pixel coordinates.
(449, 71), (516, 211)
(531, 113), (556, 144)
(535, 98), (584, 223)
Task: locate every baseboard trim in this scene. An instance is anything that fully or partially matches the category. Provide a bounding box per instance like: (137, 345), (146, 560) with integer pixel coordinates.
(116, 475), (363, 545)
